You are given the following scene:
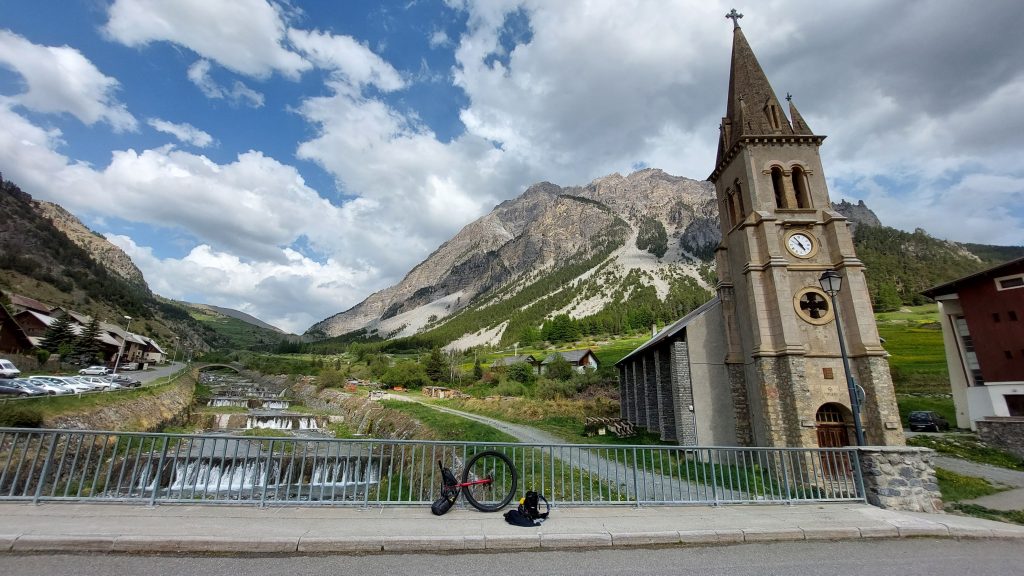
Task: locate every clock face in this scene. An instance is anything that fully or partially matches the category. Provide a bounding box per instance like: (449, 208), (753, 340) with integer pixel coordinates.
(786, 233), (814, 257)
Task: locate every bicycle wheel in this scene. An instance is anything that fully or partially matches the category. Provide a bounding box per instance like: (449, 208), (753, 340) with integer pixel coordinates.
(461, 450), (517, 512)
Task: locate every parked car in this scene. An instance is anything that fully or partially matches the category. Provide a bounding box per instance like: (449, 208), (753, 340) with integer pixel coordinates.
(908, 411), (951, 432)
(25, 376), (73, 395)
(79, 365), (110, 376)
(7, 379), (48, 396)
(73, 375), (112, 391)
(108, 374), (142, 388)
(0, 381), (31, 397)
(54, 377), (93, 394)
(0, 359), (20, 379)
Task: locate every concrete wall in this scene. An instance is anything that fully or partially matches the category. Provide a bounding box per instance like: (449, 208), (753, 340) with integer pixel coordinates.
(685, 300), (738, 446)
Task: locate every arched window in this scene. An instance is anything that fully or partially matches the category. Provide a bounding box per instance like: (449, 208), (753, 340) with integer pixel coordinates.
(771, 166), (786, 208)
(791, 166), (811, 209)
(733, 180), (745, 217)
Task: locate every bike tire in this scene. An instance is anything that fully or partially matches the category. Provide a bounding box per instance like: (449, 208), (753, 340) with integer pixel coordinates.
(461, 450), (517, 512)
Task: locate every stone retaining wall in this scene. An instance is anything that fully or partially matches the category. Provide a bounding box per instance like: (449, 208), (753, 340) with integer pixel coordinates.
(976, 418), (1024, 460)
(856, 446), (942, 513)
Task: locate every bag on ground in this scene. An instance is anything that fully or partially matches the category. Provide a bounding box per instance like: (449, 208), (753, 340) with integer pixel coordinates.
(503, 490), (550, 526)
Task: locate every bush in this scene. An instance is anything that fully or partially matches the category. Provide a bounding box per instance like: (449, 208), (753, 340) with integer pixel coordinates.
(317, 366), (348, 390)
(494, 380), (527, 397)
(507, 363), (536, 385)
(536, 378), (578, 400)
(545, 354), (575, 381)
(0, 405), (44, 427)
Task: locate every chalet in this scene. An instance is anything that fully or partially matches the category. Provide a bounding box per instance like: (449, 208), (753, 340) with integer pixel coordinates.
(141, 337), (167, 364)
(491, 355), (540, 372)
(0, 305), (32, 353)
(5, 293), (53, 315)
(541, 349), (599, 373)
(922, 257), (1024, 431)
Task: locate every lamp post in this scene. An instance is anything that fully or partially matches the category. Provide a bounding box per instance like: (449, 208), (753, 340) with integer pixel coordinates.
(111, 315), (132, 377)
(818, 271), (867, 446)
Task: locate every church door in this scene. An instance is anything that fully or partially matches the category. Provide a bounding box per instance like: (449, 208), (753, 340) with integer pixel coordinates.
(815, 404), (852, 478)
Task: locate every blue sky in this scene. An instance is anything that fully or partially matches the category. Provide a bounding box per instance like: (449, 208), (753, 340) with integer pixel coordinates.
(1, 1), (1022, 333)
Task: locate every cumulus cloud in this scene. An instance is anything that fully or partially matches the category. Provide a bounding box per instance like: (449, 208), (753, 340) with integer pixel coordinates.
(287, 28), (405, 92)
(186, 60), (265, 107)
(0, 29), (137, 131)
(109, 236), (375, 334)
(147, 118), (214, 148)
(104, 0), (309, 79)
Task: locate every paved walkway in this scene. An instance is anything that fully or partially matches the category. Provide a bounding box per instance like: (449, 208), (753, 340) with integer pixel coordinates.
(0, 502), (1021, 555)
(932, 455), (1024, 512)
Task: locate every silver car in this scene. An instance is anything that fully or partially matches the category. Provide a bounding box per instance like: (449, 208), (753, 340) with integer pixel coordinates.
(25, 376), (73, 395)
(73, 375), (112, 391)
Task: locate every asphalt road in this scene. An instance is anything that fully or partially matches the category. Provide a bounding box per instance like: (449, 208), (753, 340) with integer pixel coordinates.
(3, 539), (1021, 576)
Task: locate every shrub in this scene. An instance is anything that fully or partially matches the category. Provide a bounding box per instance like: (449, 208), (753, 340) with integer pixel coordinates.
(0, 405), (44, 428)
(494, 380), (526, 397)
(317, 366), (348, 390)
(507, 363), (536, 385)
(545, 354), (575, 381)
(536, 378), (578, 400)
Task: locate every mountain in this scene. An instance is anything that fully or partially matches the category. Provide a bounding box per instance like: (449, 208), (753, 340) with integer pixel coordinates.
(308, 169), (718, 346)
(179, 302), (297, 351)
(190, 303), (286, 334)
(308, 169), (1024, 348)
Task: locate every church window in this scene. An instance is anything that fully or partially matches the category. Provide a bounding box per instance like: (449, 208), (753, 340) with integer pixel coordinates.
(791, 166), (811, 208)
(771, 167), (786, 208)
(793, 287), (834, 325)
(766, 103), (782, 131)
(733, 180), (745, 217)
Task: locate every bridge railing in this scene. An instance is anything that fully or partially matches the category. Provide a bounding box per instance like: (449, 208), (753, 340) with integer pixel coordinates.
(0, 428), (864, 507)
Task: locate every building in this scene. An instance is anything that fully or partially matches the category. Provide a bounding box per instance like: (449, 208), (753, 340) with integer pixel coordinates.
(491, 355), (540, 372)
(921, 257), (1024, 429)
(0, 304), (32, 353)
(616, 15), (903, 448)
(541, 349), (600, 373)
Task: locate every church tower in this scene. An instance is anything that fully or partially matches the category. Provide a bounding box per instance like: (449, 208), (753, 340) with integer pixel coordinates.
(708, 11), (904, 447)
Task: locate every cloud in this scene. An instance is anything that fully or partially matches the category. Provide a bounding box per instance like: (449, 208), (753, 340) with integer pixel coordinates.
(287, 28), (405, 92)
(147, 118), (214, 148)
(0, 29), (137, 131)
(108, 236), (375, 334)
(104, 0), (309, 79)
(429, 30), (450, 48)
(187, 60), (265, 107)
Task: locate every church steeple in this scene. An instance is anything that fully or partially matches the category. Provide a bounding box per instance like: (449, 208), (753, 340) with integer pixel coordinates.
(787, 93), (813, 135)
(714, 13), (800, 170)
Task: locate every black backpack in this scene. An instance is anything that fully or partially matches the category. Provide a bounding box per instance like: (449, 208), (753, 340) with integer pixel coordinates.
(503, 491), (549, 527)
(431, 462), (460, 516)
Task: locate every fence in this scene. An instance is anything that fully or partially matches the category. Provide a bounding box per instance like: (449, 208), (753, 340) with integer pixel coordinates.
(0, 428), (864, 507)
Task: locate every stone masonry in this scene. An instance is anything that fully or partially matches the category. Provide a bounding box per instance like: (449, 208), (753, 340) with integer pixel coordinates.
(672, 341), (697, 444)
(976, 418), (1024, 460)
(856, 447), (942, 513)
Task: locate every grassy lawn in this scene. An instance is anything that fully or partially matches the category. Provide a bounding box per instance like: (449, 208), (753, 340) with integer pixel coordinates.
(935, 467), (1005, 501)
(908, 433), (1024, 470)
(876, 305), (949, 394)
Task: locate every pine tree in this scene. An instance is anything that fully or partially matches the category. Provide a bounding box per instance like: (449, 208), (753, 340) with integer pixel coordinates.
(40, 314), (77, 354)
(473, 357), (484, 380)
(72, 317), (103, 364)
(424, 347), (447, 382)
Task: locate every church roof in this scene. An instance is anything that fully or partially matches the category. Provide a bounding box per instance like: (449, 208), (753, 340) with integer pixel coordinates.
(615, 296), (720, 366)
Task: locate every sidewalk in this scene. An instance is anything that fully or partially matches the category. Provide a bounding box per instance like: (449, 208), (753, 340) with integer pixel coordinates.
(1, 502), (1022, 554)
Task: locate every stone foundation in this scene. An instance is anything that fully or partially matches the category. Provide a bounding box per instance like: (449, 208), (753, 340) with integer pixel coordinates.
(976, 418), (1024, 460)
(856, 447), (942, 513)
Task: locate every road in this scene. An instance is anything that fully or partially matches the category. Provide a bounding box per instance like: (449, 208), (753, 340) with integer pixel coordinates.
(2, 538), (1020, 575)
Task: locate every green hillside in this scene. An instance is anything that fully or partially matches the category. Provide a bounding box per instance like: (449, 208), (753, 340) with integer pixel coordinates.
(183, 303), (294, 351)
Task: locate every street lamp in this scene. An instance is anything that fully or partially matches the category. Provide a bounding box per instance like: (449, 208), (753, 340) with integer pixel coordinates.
(818, 271), (867, 446)
(111, 315), (132, 377)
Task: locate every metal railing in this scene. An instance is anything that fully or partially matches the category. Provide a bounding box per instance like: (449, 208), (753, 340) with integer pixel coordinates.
(0, 428), (864, 507)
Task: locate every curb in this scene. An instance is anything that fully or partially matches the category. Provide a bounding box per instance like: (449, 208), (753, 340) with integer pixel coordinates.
(3, 526), (1022, 555)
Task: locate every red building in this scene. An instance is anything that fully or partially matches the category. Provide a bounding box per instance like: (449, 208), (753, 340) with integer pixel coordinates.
(922, 257), (1024, 428)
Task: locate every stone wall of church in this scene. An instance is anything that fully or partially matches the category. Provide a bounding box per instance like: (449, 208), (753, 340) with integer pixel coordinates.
(857, 447), (942, 513)
(856, 356), (906, 446)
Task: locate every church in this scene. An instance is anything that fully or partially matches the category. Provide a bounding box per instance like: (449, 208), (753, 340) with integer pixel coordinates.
(616, 11), (905, 449)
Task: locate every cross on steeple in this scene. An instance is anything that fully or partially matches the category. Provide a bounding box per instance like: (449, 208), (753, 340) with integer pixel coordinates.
(725, 8), (743, 28)
(786, 92), (792, 102)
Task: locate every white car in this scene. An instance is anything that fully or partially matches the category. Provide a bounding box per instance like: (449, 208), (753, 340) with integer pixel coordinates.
(25, 376), (74, 395)
(0, 359), (20, 379)
(74, 375), (112, 390)
(79, 365), (110, 376)
(55, 377), (93, 394)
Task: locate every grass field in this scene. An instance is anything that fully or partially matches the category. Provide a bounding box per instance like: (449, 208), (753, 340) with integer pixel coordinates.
(380, 400), (517, 443)
(876, 305), (949, 394)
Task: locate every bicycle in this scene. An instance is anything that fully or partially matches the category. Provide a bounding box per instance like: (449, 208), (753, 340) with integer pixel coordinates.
(433, 450), (518, 514)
